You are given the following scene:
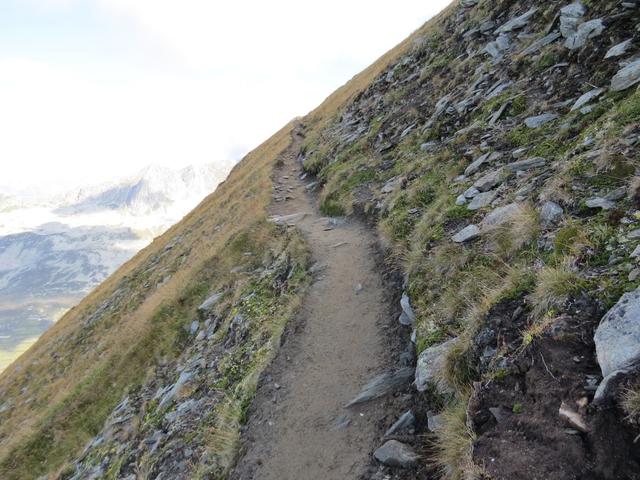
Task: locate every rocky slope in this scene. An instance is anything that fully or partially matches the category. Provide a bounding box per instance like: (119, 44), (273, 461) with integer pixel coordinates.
(298, 0), (640, 478)
(3, 0), (640, 479)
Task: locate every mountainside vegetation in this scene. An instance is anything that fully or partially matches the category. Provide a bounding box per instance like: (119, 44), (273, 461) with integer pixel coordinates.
(3, 0), (640, 478)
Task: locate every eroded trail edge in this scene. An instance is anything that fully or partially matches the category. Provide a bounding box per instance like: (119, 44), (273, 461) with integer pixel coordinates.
(230, 128), (402, 479)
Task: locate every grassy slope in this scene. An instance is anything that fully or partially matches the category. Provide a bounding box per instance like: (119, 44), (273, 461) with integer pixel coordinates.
(0, 123), (297, 478)
(296, 0), (640, 476)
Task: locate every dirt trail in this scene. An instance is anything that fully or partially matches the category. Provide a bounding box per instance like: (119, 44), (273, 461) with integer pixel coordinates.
(230, 128), (395, 479)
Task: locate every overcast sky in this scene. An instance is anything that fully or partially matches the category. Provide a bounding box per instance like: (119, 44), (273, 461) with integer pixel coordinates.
(0, 0), (451, 192)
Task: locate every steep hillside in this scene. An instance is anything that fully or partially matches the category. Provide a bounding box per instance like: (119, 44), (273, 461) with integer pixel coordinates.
(3, 0), (640, 479)
(299, 0), (640, 478)
(0, 124), (311, 479)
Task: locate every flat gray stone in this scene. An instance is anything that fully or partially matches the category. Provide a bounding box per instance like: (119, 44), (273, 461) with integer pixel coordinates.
(268, 212), (308, 226)
(452, 224), (480, 243)
(611, 59), (640, 92)
(398, 311), (412, 326)
(473, 168), (506, 192)
(586, 197), (616, 210)
(189, 321), (199, 335)
(415, 337), (459, 393)
(540, 201), (564, 227)
(481, 203), (523, 229)
(512, 147), (529, 159)
(384, 411), (416, 437)
(427, 411), (445, 432)
(158, 370), (194, 410)
(198, 292), (223, 312)
(605, 39), (633, 59)
(525, 113), (559, 128)
(374, 440), (419, 469)
(571, 88), (605, 111)
(560, 2), (586, 39)
(467, 191), (496, 211)
(382, 177), (403, 194)
(521, 32), (562, 56)
(595, 286), (640, 377)
(505, 157), (546, 172)
(346, 367), (414, 407)
(565, 19), (605, 50)
(400, 292), (416, 325)
(464, 152), (490, 176)
(484, 34), (511, 60)
(495, 7), (538, 34)
(594, 369), (629, 404)
(464, 186), (480, 199)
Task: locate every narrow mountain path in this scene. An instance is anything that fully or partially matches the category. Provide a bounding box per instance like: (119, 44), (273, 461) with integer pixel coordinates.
(230, 127), (395, 479)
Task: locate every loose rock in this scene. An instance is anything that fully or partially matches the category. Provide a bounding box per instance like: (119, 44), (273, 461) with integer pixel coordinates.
(415, 337), (459, 393)
(611, 59), (640, 91)
(373, 440), (419, 469)
(452, 225), (480, 243)
(525, 113), (559, 128)
(594, 286), (640, 377)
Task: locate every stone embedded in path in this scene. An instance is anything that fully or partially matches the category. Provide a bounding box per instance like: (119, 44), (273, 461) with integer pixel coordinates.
(384, 410), (416, 437)
(452, 224), (480, 243)
(525, 113), (559, 128)
(594, 286), (640, 378)
(373, 440), (419, 469)
(415, 337), (459, 394)
(611, 59), (640, 91)
(268, 212), (308, 226)
(399, 293), (416, 326)
(346, 367), (414, 407)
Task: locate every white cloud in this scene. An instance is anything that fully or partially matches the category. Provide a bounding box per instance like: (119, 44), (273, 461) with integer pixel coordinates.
(2, 0), (451, 191)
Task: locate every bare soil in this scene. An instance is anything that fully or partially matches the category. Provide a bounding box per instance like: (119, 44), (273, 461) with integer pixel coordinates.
(229, 128), (414, 480)
(470, 295), (640, 480)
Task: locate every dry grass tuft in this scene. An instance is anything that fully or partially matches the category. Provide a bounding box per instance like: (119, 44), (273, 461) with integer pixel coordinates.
(621, 387), (640, 421)
(529, 264), (581, 319)
(431, 393), (481, 480)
